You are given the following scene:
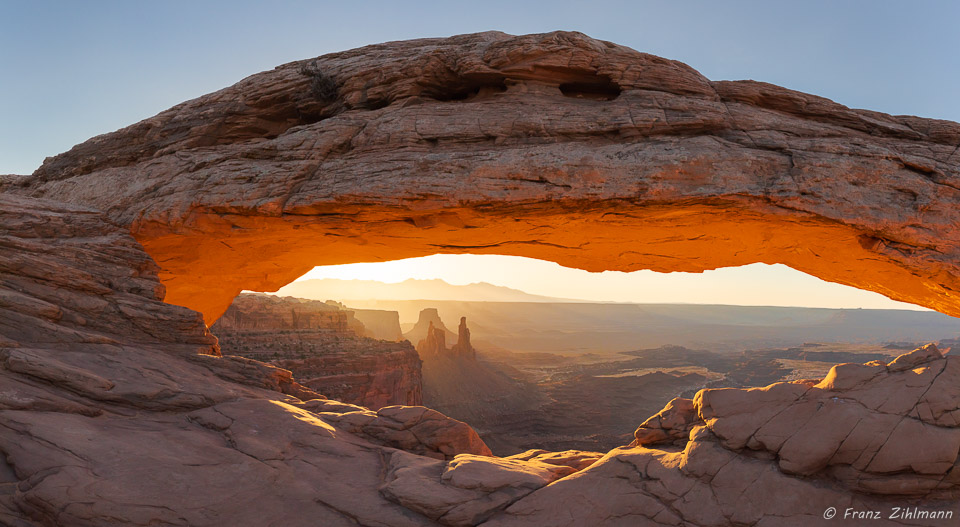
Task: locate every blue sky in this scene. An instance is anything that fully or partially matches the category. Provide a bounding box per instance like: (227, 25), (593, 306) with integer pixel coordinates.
(3, 1), (956, 310)
(2, 1), (957, 175)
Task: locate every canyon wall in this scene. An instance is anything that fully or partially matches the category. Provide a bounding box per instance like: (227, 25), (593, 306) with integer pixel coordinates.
(214, 293), (362, 334)
(212, 294), (422, 409)
(350, 307), (404, 341)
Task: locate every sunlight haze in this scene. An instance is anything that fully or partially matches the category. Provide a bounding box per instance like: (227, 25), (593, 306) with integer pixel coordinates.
(291, 255), (929, 310)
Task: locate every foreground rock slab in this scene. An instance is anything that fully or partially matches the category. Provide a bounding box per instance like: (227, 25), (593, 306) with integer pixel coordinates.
(487, 346), (960, 526)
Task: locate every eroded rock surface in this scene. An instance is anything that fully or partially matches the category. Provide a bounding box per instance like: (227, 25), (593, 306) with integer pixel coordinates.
(0, 194), (485, 526)
(10, 31), (960, 323)
(312, 402), (492, 461)
(382, 451), (578, 526)
(212, 293), (423, 409)
(484, 346), (960, 526)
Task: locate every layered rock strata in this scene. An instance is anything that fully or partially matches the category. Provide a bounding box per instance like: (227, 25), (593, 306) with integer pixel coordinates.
(482, 345), (960, 526)
(0, 194), (488, 526)
(349, 307), (405, 341)
(212, 293), (423, 409)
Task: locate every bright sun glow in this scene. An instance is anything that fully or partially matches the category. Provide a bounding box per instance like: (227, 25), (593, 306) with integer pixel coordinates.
(292, 254), (929, 311)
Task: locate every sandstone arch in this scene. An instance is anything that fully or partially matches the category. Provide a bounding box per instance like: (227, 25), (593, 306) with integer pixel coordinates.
(14, 31), (960, 323)
(5, 31), (960, 526)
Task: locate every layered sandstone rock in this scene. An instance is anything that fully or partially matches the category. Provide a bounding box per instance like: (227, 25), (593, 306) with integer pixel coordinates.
(10, 32), (960, 324)
(349, 307), (405, 341)
(312, 402), (492, 461)
(212, 293), (422, 409)
(213, 293), (364, 334)
(321, 299), (406, 341)
(484, 346), (960, 526)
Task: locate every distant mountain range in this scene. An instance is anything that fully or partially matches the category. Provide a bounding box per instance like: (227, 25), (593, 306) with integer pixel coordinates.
(274, 278), (576, 303)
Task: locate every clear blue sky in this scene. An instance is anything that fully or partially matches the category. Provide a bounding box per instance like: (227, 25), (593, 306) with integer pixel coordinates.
(2, 0), (958, 175)
(3, 1), (956, 311)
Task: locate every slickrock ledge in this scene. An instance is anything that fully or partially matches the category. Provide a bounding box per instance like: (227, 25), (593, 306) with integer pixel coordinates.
(11, 31), (960, 323)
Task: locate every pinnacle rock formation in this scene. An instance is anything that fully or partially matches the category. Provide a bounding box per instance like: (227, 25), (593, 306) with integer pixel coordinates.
(450, 316), (477, 360)
(413, 313), (477, 361)
(416, 320), (448, 360)
(8, 31), (960, 323)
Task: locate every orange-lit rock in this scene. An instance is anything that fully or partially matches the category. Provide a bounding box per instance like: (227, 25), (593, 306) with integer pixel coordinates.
(11, 31), (960, 324)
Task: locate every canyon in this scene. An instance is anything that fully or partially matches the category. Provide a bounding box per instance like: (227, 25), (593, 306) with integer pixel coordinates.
(2, 30), (960, 525)
(211, 294), (422, 409)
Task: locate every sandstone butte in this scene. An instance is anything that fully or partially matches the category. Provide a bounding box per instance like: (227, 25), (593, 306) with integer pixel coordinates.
(0, 31), (958, 525)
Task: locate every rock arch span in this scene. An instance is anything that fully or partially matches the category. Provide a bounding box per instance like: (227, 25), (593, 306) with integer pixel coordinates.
(14, 31), (960, 323)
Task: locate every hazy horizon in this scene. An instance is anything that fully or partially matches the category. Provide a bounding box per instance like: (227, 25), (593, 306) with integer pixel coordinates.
(279, 257), (933, 312)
